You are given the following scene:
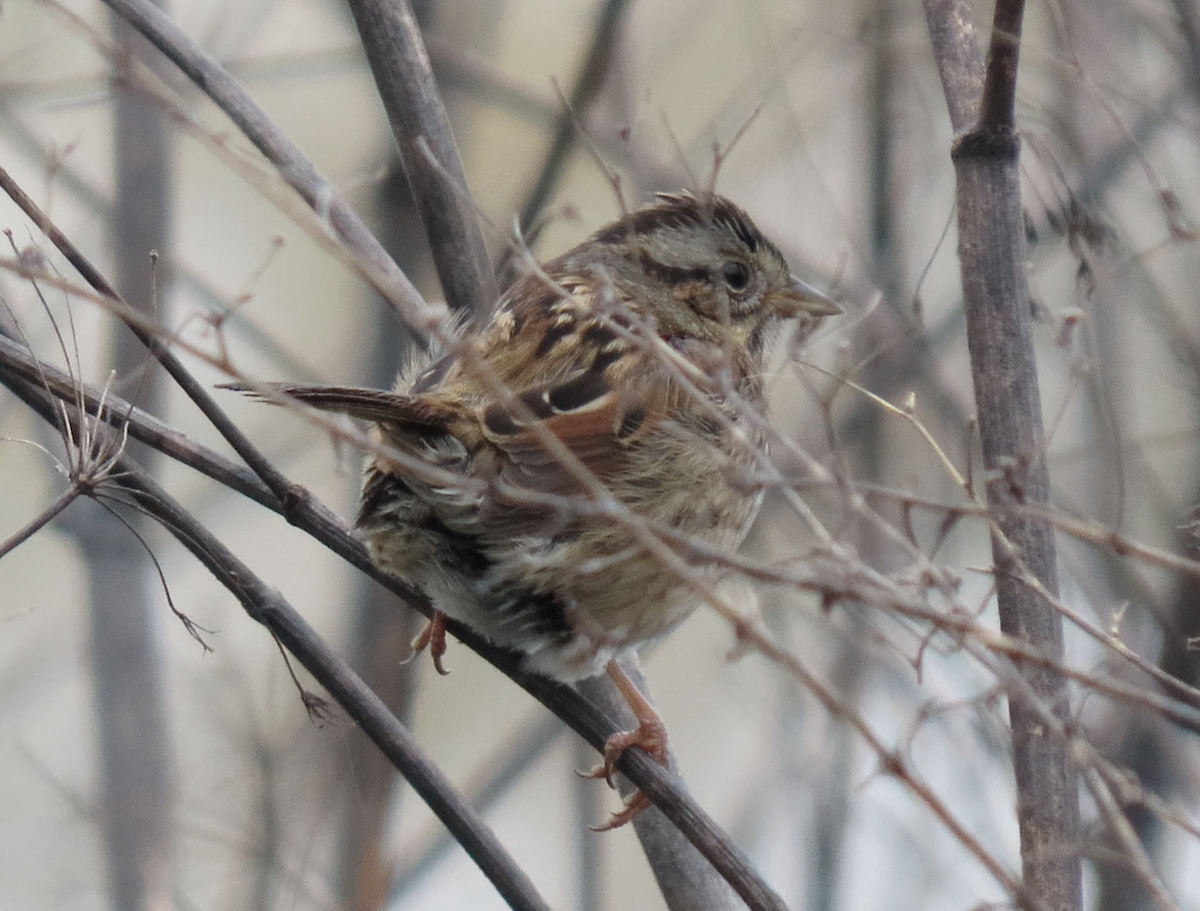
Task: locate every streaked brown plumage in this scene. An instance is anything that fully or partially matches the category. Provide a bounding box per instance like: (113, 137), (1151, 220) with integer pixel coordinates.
(249, 192), (837, 827)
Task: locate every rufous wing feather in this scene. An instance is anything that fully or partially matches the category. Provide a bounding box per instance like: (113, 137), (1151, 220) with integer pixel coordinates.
(477, 366), (661, 495)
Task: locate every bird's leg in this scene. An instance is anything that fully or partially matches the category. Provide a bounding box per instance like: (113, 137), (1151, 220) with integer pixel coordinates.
(407, 610), (450, 676)
(598, 659), (670, 778)
(583, 659), (669, 830)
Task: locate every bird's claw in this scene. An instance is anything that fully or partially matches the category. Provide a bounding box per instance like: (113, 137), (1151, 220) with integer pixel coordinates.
(576, 716), (669, 829)
(589, 790), (652, 832)
(406, 611), (450, 675)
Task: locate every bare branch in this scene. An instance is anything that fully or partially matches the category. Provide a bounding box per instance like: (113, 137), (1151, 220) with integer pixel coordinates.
(345, 0), (499, 318)
(923, 3), (1082, 909)
(0, 330), (793, 911)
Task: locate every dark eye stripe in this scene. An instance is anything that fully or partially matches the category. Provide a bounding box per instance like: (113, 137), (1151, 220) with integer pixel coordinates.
(635, 251), (710, 287)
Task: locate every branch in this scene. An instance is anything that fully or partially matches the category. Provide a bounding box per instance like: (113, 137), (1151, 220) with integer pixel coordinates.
(978, 0), (1025, 131)
(923, 3), (1082, 910)
(345, 0), (499, 318)
(516, 0), (632, 234)
(98, 0), (438, 337)
(84, 14), (177, 907)
(0, 162), (303, 514)
(923, 0), (984, 133)
(0, 367), (553, 911)
(0, 333), (791, 911)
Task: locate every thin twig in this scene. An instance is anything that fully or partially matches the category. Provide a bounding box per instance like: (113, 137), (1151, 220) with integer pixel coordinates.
(517, 0), (632, 234)
(0, 163), (305, 514)
(97, 0), (437, 335)
(0, 483), (80, 558)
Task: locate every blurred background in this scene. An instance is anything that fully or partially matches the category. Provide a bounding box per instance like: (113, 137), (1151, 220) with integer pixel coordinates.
(1, 0), (1199, 909)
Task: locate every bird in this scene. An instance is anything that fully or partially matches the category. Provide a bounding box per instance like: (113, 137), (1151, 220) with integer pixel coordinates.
(237, 191), (838, 827)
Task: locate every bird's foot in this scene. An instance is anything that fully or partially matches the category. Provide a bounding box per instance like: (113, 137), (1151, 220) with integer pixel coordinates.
(590, 790), (653, 832)
(579, 660), (670, 830)
(582, 712), (669, 788)
(405, 610), (450, 675)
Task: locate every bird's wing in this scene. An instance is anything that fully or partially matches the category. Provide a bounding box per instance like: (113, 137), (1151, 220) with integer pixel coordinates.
(477, 351), (664, 497)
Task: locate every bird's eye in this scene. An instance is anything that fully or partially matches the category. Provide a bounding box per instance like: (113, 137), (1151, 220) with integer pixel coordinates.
(721, 261), (751, 292)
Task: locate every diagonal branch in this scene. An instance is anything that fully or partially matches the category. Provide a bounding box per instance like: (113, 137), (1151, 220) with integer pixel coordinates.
(98, 0), (435, 335)
(0, 162), (303, 515)
(0, 368), (553, 911)
(0, 332), (791, 911)
(344, 0), (499, 319)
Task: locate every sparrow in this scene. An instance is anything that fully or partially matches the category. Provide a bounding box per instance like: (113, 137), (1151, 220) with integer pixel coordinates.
(238, 191), (838, 827)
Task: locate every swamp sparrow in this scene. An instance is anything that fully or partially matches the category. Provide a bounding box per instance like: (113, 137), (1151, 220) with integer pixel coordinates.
(244, 192), (837, 827)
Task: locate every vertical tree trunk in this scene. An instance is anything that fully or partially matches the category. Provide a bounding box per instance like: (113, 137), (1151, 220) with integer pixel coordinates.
(78, 7), (177, 910)
(924, 2), (1082, 909)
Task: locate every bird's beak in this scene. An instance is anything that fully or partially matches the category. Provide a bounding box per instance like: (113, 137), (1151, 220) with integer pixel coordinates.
(767, 275), (842, 319)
